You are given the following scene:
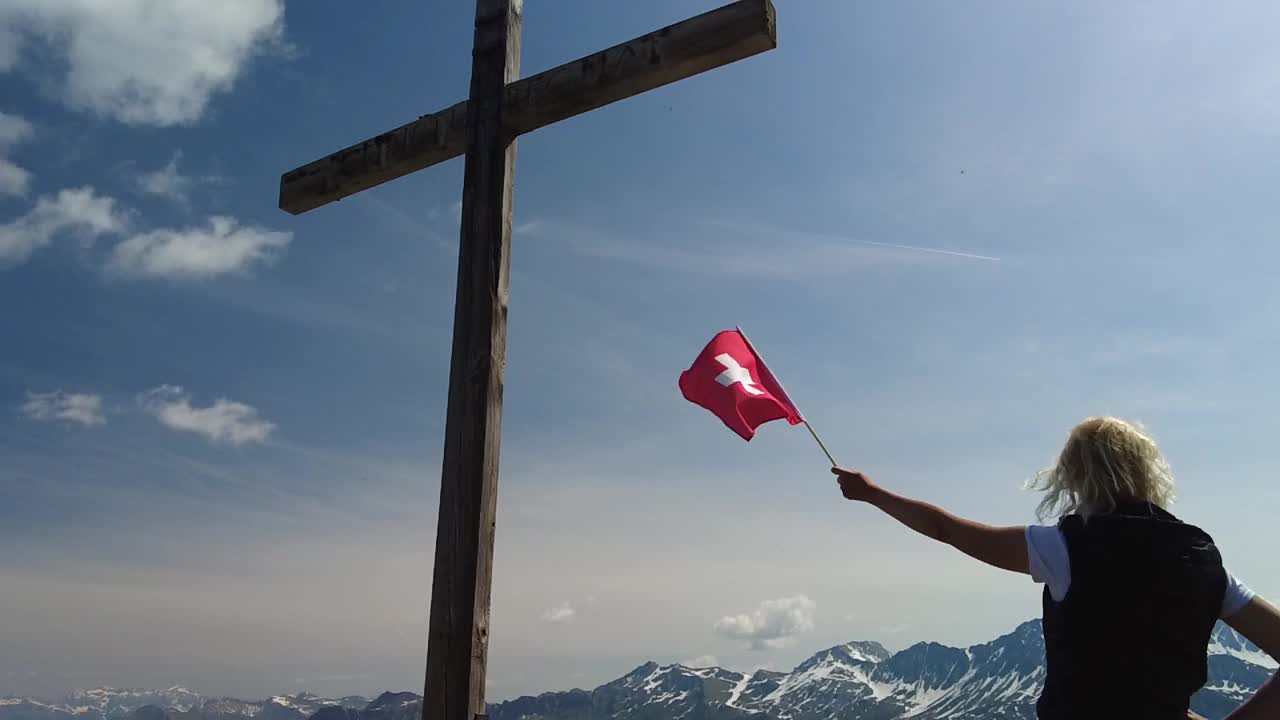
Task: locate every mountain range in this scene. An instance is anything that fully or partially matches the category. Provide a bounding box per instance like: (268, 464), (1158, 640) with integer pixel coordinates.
(3, 620), (1272, 720)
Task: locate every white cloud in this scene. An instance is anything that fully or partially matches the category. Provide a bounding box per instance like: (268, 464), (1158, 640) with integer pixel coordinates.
(0, 0), (287, 126)
(540, 602), (577, 624)
(138, 158), (188, 202)
(0, 155), (30, 197)
(0, 187), (128, 267)
(0, 110), (34, 196)
(107, 216), (292, 279)
(880, 624), (910, 634)
(681, 655), (719, 668)
(136, 152), (216, 205)
(540, 596), (595, 625)
(713, 595), (816, 651)
(0, 111), (32, 147)
(138, 385), (275, 446)
(0, 186), (291, 277)
(726, 659), (778, 674)
(0, 26), (19, 72)
(19, 390), (106, 427)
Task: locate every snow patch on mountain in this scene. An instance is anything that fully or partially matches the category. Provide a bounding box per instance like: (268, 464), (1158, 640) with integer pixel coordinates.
(1210, 625), (1279, 670)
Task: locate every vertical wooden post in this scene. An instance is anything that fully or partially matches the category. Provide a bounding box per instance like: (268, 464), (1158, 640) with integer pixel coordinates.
(423, 1), (522, 719)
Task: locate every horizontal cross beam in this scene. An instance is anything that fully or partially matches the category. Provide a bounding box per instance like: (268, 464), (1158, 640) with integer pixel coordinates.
(279, 0), (776, 215)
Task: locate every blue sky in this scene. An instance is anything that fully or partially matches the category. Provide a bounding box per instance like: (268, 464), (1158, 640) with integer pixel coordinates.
(3, 0), (1280, 704)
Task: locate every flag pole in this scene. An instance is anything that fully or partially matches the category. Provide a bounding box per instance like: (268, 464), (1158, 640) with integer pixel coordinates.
(802, 420), (838, 468)
(735, 326), (839, 468)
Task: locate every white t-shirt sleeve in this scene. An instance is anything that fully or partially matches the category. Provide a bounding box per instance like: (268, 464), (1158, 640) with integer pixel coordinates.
(1222, 572), (1256, 617)
(1026, 524), (1071, 602)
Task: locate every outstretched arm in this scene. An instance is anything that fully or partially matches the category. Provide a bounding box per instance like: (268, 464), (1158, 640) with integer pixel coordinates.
(1224, 596), (1280, 719)
(832, 467), (1029, 575)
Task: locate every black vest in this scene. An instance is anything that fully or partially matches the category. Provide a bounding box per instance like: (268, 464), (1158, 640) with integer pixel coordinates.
(1036, 502), (1226, 719)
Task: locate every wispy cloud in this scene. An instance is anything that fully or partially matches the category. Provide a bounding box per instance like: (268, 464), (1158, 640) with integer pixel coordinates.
(138, 385), (276, 446)
(540, 602), (578, 625)
(358, 192), (455, 254)
(837, 238), (998, 262)
(0, 27), (18, 72)
(0, 110), (33, 197)
(681, 655), (719, 668)
(0, 187), (128, 267)
(540, 596), (596, 625)
(425, 200), (463, 224)
(0, 0), (287, 126)
(19, 390), (106, 427)
(516, 218), (999, 278)
(135, 151), (221, 206)
(106, 216), (291, 279)
(713, 595), (816, 651)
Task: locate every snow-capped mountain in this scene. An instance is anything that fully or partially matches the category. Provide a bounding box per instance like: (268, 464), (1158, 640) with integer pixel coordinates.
(487, 620), (1269, 720)
(0, 692), (367, 720)
(347, 693), (418, 720)
(0, 688), (204, 720)
(67, 689), (204, 716)
(1, 621), (1270, 720)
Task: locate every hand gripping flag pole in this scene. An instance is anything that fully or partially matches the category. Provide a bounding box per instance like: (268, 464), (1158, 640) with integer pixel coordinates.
(735, 326), (838, 468)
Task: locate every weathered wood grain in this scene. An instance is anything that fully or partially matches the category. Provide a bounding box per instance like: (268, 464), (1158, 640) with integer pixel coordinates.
(504, 0), (775, 136)
(280, 101), (467, 215)
(279, 0), (775, 215)
(421, 1), (521, 719)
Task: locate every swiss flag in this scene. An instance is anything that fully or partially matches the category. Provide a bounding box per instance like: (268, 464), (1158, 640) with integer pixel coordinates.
(679, 329), (804, 441)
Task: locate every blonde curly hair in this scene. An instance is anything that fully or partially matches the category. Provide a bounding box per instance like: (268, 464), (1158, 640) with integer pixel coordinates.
(1028, 417), (1177, 521)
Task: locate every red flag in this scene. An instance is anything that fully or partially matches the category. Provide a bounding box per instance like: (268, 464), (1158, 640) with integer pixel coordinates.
(679, 329), (804, 441)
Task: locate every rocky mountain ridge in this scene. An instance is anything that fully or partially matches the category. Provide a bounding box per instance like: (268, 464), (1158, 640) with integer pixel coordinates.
(4, 620), (1272, 720)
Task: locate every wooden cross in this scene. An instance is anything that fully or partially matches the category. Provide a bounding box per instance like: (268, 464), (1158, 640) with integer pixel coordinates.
(277, 2), (776, 719)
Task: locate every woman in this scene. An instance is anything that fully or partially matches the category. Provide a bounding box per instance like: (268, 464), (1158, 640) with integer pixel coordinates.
(833, 416), (1279, 719)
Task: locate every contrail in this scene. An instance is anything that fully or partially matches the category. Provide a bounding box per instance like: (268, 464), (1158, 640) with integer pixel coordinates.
(852, 238), (1000, 262)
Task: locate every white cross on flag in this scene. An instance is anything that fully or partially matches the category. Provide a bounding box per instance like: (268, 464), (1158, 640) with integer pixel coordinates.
(678, 329), (803, 441)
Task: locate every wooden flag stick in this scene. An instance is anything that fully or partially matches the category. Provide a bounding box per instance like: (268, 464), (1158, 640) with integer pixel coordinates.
(735, 326), (838, 467)
(803, 420), (838, 468)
